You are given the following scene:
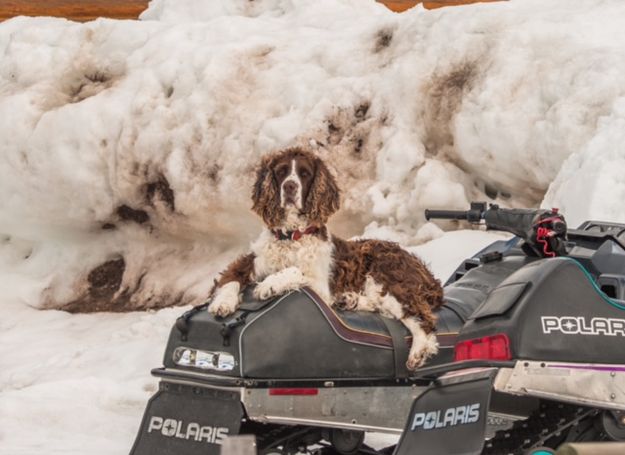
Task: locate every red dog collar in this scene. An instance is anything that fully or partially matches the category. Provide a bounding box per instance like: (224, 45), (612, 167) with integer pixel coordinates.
(272, 226), (318, 241)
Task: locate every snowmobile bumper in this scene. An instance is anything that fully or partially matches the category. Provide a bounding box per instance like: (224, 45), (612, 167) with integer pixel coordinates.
(139, 367), (435, 435)
(129, 361), (519, 455)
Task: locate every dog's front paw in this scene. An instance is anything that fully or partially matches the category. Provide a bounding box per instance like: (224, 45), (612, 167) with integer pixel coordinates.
(333, 292), (359, 311)
(253, 267), (307, 301)
(208, 301), (236, 318)
(253, 279), (277, 300)
(406, 333), (439, 371)
(208, 282), (240, 318)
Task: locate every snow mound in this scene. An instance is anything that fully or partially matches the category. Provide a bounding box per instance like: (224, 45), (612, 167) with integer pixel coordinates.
(2, 0), (625, 310)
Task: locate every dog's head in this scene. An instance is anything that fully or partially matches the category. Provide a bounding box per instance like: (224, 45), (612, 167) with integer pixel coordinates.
(251, 147), (340, 228)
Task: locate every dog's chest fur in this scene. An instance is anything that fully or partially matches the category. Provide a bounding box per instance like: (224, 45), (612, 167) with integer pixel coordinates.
(251, 229), (334, 300)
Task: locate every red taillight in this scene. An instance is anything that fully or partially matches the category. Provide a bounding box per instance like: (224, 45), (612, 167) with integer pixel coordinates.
(268, 388), (319, 396)
(454, 333), (511, 361)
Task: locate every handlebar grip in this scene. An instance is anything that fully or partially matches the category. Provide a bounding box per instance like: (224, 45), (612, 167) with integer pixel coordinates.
(424, 209), (470, 221)
(483, 208), (538, 239)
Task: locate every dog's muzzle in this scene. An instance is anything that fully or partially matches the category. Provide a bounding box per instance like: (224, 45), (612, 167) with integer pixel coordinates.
(282, 180), (299, 206)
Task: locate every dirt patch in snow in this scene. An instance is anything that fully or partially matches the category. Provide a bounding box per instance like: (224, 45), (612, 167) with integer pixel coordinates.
(145, 174), (175, 212)
(422, 61), (480, 157)
(374, 28), (394, 53)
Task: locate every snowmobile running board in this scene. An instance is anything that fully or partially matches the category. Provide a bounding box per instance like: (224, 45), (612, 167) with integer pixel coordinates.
(494, 360), (625, 411)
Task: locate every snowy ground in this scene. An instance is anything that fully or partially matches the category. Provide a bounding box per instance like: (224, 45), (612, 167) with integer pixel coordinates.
(0, 230), (505, 455)
(3, 0), (625, 453)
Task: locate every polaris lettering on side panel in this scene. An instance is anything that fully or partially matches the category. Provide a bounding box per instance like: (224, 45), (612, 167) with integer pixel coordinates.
(410, 403), (480, 431)
(541, 316), (625, 336)
(147, 416), (229, 445)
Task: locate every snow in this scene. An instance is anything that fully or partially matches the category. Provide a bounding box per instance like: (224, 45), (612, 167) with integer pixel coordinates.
(3, 0), (625, 310)
(2, 0), (625, 452)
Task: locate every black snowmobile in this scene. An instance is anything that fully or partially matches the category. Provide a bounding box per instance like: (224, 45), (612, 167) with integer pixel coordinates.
(129, 203), (625, 455)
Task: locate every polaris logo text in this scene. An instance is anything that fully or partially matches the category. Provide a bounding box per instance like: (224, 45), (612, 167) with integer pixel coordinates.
(147, 416), (229, 445)
(541, 316), (625, 336)
(410, 403), (480, 431)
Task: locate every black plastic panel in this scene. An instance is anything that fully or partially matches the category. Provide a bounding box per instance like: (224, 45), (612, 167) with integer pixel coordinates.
(459, 258), (625, 364)
(471, 282), (528, 320)
(395, 370), (496, 455)
(130, 383), (243, 455)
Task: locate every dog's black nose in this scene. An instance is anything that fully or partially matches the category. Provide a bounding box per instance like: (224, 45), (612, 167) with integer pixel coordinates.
(283, 181), (298, 194)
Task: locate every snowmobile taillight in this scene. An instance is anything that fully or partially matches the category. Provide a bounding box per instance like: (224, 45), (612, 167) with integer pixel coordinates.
(454, 333), (511, 361)
(172, 347), (235, 371)
(269, 388), (319, 396)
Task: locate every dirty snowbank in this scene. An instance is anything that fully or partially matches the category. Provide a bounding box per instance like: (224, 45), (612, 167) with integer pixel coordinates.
(2, 0), (625, 309)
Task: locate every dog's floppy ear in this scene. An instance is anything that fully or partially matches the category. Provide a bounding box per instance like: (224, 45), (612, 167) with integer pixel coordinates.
(251, 155), (284, 227)
(305, 156), (340, 224)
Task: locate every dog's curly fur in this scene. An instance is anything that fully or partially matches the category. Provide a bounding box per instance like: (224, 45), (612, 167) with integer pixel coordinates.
(208, 147), (444, 369)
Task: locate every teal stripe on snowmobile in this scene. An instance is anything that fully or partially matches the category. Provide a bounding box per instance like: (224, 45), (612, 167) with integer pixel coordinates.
(564, 257), (625, 311)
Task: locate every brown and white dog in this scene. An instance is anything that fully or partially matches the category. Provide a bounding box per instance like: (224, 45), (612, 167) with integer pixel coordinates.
(208, 147), (444, 369)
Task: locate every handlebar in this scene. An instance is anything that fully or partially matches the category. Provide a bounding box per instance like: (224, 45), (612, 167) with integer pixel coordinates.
(425, 202), (568, 257)
(425, 202), (487, 223)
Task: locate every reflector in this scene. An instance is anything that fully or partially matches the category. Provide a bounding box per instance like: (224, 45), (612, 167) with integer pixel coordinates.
(268, 388), (319, 396)
(454, 333), (511, 361)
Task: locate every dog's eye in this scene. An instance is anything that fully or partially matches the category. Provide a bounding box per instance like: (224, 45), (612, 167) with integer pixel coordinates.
(299, 169), (310, 178)
(276, 166), (288, 178)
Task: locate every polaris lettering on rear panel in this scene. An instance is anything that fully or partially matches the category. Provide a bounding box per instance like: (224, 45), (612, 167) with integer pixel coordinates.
(541, 316), (625, 336)
(410, 403), (480, 431)
(147, 416), (229, 445)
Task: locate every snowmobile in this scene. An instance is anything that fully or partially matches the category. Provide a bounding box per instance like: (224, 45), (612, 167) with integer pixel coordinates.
(394, 204), (625, 455)
(129, 202), (625, 455)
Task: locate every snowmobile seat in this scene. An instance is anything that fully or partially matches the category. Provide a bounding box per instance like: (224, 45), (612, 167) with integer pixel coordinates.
(164, 285), (482, 381)
(304, 288), (470, 349)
